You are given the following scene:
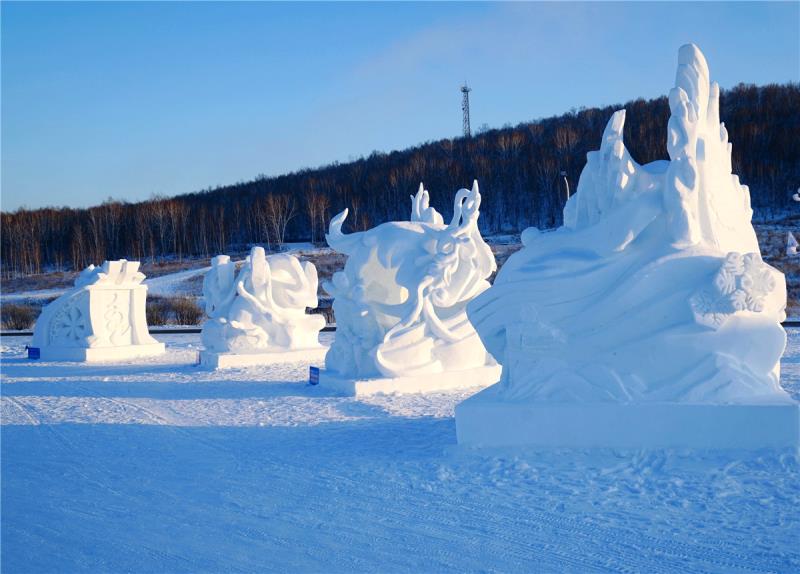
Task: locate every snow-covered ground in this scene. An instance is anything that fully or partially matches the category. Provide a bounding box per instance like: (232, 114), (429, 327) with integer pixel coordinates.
(1, 266), (211, 303)
(2, 331), (799, 573)
(143, 265), (211, 297)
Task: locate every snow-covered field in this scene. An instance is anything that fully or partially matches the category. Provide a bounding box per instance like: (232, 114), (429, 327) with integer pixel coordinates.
(0, 265), (212, 303)
(2, 330), (799, 573)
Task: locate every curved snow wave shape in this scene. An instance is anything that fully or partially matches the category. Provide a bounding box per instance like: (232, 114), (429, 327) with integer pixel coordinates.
(468, 224), (788, 404)
(372, 303), (493, 378)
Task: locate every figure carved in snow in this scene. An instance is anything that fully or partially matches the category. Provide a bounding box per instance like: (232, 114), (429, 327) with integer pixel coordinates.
(324, 181), (497, 378)
(201, 246), (324, 353)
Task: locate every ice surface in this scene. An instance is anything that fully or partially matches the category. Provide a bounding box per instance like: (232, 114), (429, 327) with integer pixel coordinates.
(323, 181), (497, 383)
(2, 329), (800, 572)
(201, 246), (325, 358)
(30, 260), (164, 361)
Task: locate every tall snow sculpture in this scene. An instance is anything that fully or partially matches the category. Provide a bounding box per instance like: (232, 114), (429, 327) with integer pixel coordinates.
(31, 260), (165, 361)
(456, 44), (799, 449)
(319, 181), (501, 395)
(199, 246), (326, 368)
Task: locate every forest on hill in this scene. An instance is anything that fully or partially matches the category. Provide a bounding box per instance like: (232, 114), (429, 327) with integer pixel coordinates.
(2, 82), (799, 277)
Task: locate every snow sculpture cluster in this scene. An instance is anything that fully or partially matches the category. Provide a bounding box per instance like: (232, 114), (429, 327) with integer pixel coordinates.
(31, 260), (164, 361)
(457, 45), (797, 448)
(201, 246), (325, 359)
(323, 181), (497, 386)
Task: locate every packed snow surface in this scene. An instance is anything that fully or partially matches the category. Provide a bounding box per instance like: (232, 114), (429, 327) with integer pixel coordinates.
(2, 330), (800, 572)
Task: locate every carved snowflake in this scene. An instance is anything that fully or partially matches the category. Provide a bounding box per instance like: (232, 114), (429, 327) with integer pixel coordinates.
(50, 303), (87, 343)
(740, 253), (776, 309)
(691, 251), (777, 328)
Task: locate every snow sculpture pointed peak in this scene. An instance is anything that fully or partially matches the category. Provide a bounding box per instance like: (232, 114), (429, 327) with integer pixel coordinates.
(201, 246), (324, 354)
(31, 259), (164, 361)
(464, 44), (789, 414)
(325, 208), (361, 256)
(448, 180), (482, 235)
(410, 182), (443, 225)
(664, 43), (756, 251)
(565, 44), (757, 255)
(324, 181), (496, 380)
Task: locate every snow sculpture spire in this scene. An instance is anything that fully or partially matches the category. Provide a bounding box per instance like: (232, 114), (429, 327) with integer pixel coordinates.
(410, 183), (443, 225)
(664, 44), (757, 251)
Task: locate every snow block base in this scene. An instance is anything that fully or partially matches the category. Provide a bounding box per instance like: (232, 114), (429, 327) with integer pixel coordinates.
(200, 346), (328, 369)
(38, 343), (166, 363)
(456, 384), (800, 449)
(319, 365), (502, 397)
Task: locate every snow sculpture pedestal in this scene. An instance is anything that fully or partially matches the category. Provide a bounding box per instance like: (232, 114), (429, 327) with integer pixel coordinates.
(457, 388), (799, 449)
(199, 247), (326, 370)
(200, 348), (328, 370)
(319, 181), (499, 396)
(319, 365), (502, 397)
(31, 260), (165, 362)
(456, 44), (799, 450)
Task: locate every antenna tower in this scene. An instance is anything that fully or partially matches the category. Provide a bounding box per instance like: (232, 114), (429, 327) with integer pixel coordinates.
(461, 82), (472, 137)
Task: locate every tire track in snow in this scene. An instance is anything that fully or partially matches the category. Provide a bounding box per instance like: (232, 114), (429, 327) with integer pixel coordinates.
(5, 396), (126, 498)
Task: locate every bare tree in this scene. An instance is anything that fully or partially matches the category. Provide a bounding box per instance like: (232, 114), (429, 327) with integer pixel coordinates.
(264, 193), (297, 250)
(305, 190), (321, 245)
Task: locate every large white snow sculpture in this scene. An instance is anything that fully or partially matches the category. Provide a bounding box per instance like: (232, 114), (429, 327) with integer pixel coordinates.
(31, 260), (165, 361)
(456, 44), (799, 449)
(199, 246), (326, 368)
(319, 181), (501, 395)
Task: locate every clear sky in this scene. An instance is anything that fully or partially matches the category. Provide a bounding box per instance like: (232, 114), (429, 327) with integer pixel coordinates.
(2, 1), (798, 211)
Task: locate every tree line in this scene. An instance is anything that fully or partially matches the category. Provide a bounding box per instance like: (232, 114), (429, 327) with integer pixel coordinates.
(2, 82), (798, 277)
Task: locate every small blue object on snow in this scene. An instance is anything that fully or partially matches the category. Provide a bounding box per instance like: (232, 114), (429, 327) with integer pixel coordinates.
(27, 346), (41, 360)
(309, 366), (320, 385)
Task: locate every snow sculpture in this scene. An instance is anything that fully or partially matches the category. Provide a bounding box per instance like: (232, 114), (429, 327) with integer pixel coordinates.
(787, 232), (798, 257)
(456, 44), (799, 449)
(199, 246), (326, 368)
(31, 260), (165, 361)
(319, 181), (501, 395)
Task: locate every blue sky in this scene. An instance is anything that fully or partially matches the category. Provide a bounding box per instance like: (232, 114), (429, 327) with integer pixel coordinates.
(2, 1), (798, 211)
